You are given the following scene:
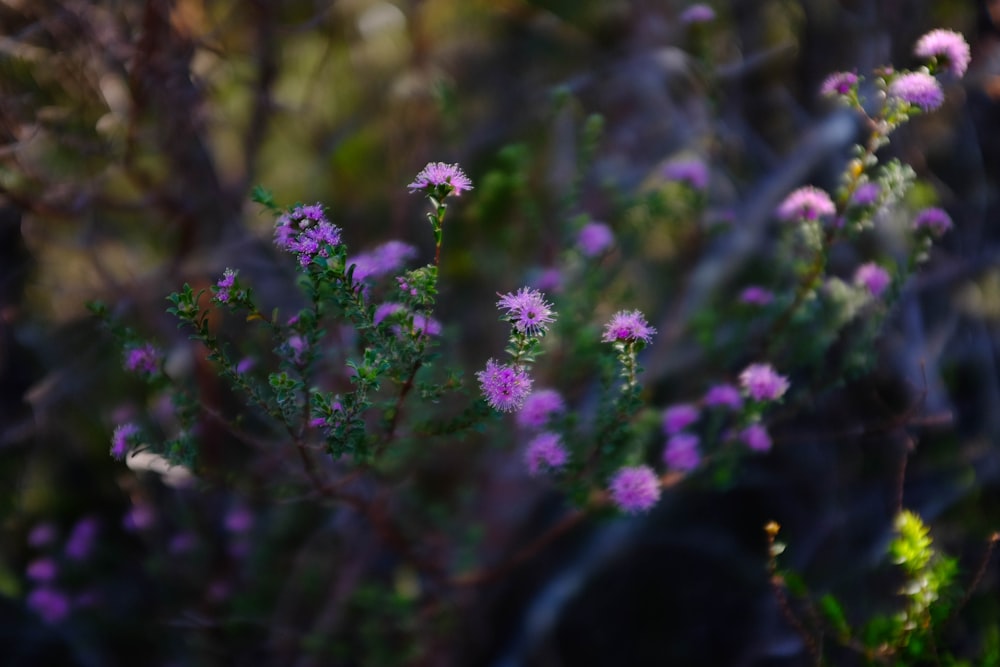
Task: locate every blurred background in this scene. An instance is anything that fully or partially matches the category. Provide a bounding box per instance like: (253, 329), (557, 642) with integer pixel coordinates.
(2, 0), (999, 665)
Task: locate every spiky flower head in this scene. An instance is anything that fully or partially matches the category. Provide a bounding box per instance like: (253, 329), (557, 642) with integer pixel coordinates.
(889, 72), (944, 112)
(408, 162), (473, 197)
(111, 423), (140, 460)
(664, 433), (701, 471)
(524, 432), (569, 475)
(913, 207), (953, 236)
(739, 363), (790, 402)
(854, 262), (892, 297)
(914, 29), (970, 77)
(602, 309), (657, 344)
(497, 287), (556, 337)
(777, 186), (836, 221)
(477, 359), (533, 412)
(609, 466), (662, 514)
(819, 71), (859, 97)
(516, 389), (566, 430)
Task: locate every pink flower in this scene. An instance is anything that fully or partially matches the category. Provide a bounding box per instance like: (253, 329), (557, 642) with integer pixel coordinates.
(913, 207), (953, 236)
(740, 423), (772, 452)
(663, 159), (709, 191)
(662, 404), (700, 435)
(889, 72), (944, 112)
(349, 241), (418, 282)
(663, 433), (701, 471)
(497, 287), (556, 336)
(516, 389), (566, 430)
(608, 466), (661, 514)
(408, 162), (473, 196)
(477, 359), (533, 412)
(819, 71), (859, 97)
(777, 186), (836, 221)
(703, 384), (743, 410)
(601, 310), (657, 344)
(577, 222), (615, 257)
(914, 29), (970, 77)
(739, 363), (790, 402)
(525, 432), (569, 475)
(110, 423), (139, 460)
(854, 262), (891, 297)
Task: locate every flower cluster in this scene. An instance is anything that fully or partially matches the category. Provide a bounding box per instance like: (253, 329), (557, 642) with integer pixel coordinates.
(124, 343), (160, 375)
(273, 204), (343, 267)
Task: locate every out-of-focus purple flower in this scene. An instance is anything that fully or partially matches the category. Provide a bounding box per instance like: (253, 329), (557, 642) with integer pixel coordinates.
(577, 222), (615, 257)
(286, 335), (307, 364)
(533, 267), (563, 293)
(124, 344), (160, 375)
(497, 287), (556, 337)
(477, 359), (533, 413)
(374, 302), (405, 326)
(27, 587), (71, 624)
(913, 207), (953, 236)
(608, 466), (661, 514)
(740, 286), (774, 306)
(662, 404), (700, 435)
(663, 158), (709, 191)
(123, 504), (155, 532)
(703, 384), (743, 410)
(411, 314), (442, 336)
(602, 310), (657, 344)
(664, 433), (701, 471)
(741, 423), (772, 452)
(236, 357), (256, 374)
(110, 423), (139, 460)
(739, 363), (790, 402)
(517, 389), (566, 430)
(28, 523), (58, 548)
(225, 507), (254, 534)
(679, 4), (716, 24)
(349, 240), (418, 282)
(850, 183), (881, 207)
(854, 262), (892, 297)
(914, 29), (970, 77)
(889, 72), (944, 112)
(777, 186), (836, 221)
(26, 558), (58, 582)
(408, 162), (473, 196)
(819, 71), (859, 97)
(524, 432), (569, 475)
(65, 517), (99, 561)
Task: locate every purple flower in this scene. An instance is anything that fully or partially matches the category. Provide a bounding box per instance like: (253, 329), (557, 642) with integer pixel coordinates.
(408, 162), (473, 196)
(914, 29), (970, 77)
(65, 517), (99, 561)
(739, 363), (790, 402)
(608, 466), (661, 514)
(26, 558), (58, 582)
(110, 423), (139, 460)
(662, 403), (700, 435)
(477, 359), (533, 412)
(740, 286), (774, 306)
(703, 383), (743, 410)
(913, 207), (953, 236)
(777, 186), (836, 221)
(679, 4), (716, 24)
(601, 310), (657, 344)
(663, 158), (710, 191)
(225, 507), (254, 534)
(123, 504), (155, 532)
(236, 357), (256, 374)
(889, 72), (944, 112)
(819, 71), (859, 97)
(524, 432), (569, 475)
(664, 433), (701, 471)
(273, 204), (342, 266)
(374, 302), (405, 326)
(349, 240), (418, 282)
(27, 587), (71, 624)
(28, 523), (57, 548)
(740, 423), (772, 452)
(854, 262), (892, 297)
(497, 287), (556, 336)
(214, 268), (237, 303)
(577, 222), (615, 257)
(851, 183), (881, 206)
(123, 344), (160, 375)
(411, 314), (442, 336)
(516, 389), (566, 430)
